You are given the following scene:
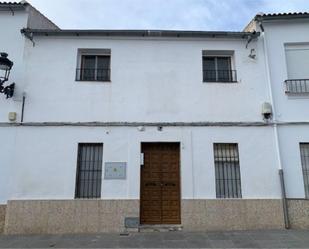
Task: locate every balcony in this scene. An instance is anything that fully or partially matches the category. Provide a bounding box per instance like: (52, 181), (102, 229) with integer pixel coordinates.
(76, 68), (110, 82)
(285, 79), (309, 94)
(203, 70), (237, 83)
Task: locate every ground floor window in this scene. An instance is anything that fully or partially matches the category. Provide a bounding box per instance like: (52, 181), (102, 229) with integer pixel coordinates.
(300, 143), (309, 198)
(75, 143), (103, 198)
(214, 143), (242, 198)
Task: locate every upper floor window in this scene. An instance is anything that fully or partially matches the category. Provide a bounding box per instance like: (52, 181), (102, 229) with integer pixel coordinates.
(76, 49), (111, 82)
(202, 50), (237, 83)
(285, 44), (309, 94)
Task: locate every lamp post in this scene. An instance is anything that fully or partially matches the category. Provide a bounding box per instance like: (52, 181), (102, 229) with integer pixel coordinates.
(0, 52), (15, 98)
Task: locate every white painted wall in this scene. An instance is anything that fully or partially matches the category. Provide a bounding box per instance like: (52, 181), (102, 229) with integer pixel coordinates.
(0, 10), (28, 121)
(0, 127), (17, 204)
(0, 6), (58, 122)
(0, 126), (281, 204)
(263, 20), (309, 121)
(0, 11), (28, 203)
(277, 125), (309, 198)
(15, 35), (269, 123)
(262, 20), (309, 198)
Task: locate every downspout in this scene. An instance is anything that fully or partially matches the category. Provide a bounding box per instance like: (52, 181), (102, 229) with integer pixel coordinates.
(20, 92), (26, 123)
(190, 130), (195, 199)
(260, 22), (290, 229)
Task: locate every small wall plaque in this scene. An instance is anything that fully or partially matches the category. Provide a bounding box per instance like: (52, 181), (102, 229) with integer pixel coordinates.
(104, 162), (126, 179)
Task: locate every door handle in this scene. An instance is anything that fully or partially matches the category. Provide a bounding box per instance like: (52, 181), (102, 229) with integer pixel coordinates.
(145, 182), (157, 187)
(163, 182), (176, 187)
(146, 182), (176, 187)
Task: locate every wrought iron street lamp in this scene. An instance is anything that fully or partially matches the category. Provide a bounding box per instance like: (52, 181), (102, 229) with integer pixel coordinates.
(0, 52), (15, 98)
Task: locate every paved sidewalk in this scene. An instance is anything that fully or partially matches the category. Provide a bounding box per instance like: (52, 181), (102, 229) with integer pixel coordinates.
(0, 229), (309, 248)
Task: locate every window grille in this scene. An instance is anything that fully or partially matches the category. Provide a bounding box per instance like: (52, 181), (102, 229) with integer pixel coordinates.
(76, 55), (110, 81)
(214, 143), (242, 198)
(203, 56), (237, 82)
(285, 79), (309, 94)
(300, 143), (309, 198)
(75, 143), (103, 198)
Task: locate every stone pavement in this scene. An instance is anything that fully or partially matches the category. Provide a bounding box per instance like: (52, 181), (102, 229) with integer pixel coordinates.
(0, 229), (309, 248)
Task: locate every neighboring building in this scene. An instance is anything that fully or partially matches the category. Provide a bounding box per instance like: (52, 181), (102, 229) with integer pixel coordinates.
(0, 1), (58, 234)
(246, 12), (309, 229)
(251, 13), (309, 197)
(0, 1), (308, 234)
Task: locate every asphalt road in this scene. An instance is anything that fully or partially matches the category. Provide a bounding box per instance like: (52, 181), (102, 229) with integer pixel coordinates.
(0, 229), (309, 248)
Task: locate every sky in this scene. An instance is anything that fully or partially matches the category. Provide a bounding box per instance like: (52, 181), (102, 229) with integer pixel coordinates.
(27, 0), (309, 31)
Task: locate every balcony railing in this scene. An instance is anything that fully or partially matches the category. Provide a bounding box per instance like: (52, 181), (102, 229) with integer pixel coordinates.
(285, 79), (309, 94)
(76, 68), (110, 82)
(203, 70), (237, 83)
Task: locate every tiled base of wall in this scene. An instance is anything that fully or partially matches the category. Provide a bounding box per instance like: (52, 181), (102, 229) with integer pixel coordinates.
(4, 199), (309, 234)
(0, 205), (6, 234)
(288, 199), (309, 229)
(182, 199), (285, 231)
(4, 200), (139, 235)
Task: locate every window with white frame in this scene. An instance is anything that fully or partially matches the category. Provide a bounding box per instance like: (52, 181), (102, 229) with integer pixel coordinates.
(202, 50), (236, 83)
(214, 143), (242, 198)
(76, 49), (111, 82)
(299, 143), (309, 198)
(285, 44), (309, 94)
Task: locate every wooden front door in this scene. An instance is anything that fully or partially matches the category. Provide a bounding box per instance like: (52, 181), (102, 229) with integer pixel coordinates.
(140, 143), (181, 224)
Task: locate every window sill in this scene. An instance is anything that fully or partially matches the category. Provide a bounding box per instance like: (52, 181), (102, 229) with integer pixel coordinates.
(76, 80), (111, 83)
(285, 92), (309, 99)
(216, 197), (243, 199)
(285, 91), (309, 95)
(203, 81), (238, 84)
(74, 197), (102, 200)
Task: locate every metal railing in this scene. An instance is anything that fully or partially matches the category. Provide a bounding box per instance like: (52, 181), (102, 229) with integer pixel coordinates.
(203, 70), (237, 83)
(285, 79), (309, 94)
(76, 68), (110, 81)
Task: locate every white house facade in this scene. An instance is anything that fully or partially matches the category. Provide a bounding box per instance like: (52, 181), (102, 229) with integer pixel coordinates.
(248, 14), (309, 197)
(0, 2), (308, 234)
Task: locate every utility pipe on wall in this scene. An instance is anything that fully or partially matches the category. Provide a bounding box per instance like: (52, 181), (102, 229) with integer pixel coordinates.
(279, 169), (290, 228)
(260, 23), (290, 229)
(21, 92), (26, 123)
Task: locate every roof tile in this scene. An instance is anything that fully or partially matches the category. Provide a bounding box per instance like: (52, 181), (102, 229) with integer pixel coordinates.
(0, 2), (25, 5)
(261, 12), (309, 17)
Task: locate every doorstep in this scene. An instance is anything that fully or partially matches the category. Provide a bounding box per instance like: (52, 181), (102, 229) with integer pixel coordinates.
(138, 224), (183, 232)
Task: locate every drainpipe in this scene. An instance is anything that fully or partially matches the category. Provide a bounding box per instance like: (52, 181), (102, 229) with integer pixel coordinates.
(190, 130), (195, 199)
(260, 23), (290, 229)
(279, 169), (289, 228)
(21, 92), (26, 123)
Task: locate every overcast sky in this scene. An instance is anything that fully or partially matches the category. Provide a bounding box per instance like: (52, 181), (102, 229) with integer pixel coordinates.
(27, 0), (309, 31)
